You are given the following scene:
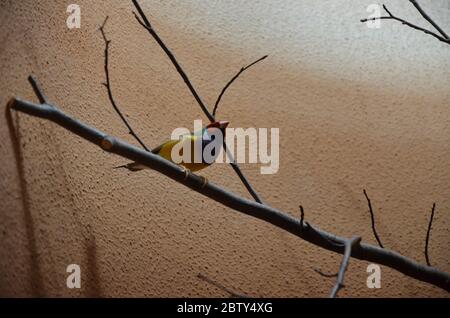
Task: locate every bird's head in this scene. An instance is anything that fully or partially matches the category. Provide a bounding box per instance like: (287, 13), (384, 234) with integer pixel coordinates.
(207, 121), (229, 130)
(205, 120), (229, 139)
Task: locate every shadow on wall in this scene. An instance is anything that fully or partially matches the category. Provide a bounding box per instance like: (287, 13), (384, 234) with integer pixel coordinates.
(5, 104), (102, 297)
(84, 231), (102, 297)
(5, 105), (44, 297)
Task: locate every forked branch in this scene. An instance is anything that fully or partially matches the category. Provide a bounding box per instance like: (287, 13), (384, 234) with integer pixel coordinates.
(330, 236), (361, 298)
(360, 2), (450, 45)
(409, 0), (448, 39)
(131, 0), (264, 204)
(99, 17), (151, 152)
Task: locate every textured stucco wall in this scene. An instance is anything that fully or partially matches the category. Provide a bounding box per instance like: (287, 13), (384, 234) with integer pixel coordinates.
(0, 0), (449, 297)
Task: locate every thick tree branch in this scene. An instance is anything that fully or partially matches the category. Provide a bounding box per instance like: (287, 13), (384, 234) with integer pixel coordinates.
(8, 82), (450, 293)
(99, 17), (151, 152)
(330, 236), (361, 298)
(360, 4), (450, 45)
(425, 203), (436, 267)
(363, 189), (384, 248)
(131, 0), (264, 204)
(212, 55), (268, 118)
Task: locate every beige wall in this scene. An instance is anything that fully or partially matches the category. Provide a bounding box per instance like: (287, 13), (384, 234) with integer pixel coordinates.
(0, 0), (449, 297)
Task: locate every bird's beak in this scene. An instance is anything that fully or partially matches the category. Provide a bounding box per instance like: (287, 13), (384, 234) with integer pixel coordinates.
(219, 121), (229, 129)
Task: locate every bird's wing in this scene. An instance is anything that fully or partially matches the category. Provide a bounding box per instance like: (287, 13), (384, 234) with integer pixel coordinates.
(153, 139), (182, 161)
(118, 132), (213, 172)
(155, 134), (202, 162)
(152, 131), (196, 154)
(116, 139), (184, 172)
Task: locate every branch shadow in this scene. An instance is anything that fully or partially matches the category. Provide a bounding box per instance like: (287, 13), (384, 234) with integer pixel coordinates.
(7, 99), (103, 297)
(5, 105), (44, 297)
(83, 230), (102, 297)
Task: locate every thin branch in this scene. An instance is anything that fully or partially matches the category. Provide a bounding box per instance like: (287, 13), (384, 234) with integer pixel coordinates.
(99, 16), (151, 152)
(360, 4), (450, 45)
(212, 55), (268, 117)
(9, 82), (450, 293)
(363, 189), (384, 248)
(197, 273), (250, 298)
(227, 154), (265, 204)
(299, 205), (305, 229)
(330, 236), (361, 298)
(425, 203), (436, 267)
(131, 3), (213, 122)
(28, 75), (49, 105)
(409, 0), (449, 39)
(299, 205), (343, 248)
(131, 0), (264, 204)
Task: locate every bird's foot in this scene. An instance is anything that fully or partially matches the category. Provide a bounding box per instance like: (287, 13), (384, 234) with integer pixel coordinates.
(181, 167), (191, 181)
(180, 167), (208, 188)
(199, 176), (208, 188)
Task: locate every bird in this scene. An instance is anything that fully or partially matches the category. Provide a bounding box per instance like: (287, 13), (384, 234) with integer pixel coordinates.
(116, 121), (229, 186)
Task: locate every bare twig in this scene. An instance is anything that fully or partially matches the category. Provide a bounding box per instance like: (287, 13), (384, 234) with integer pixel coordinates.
(227, 156), (265, 204)
(363, 189), (384, 248)
(425, 203), (436, 266)
(9, 79), (450, 293)
(299, 205), (344, 248)
(212, 55), (268, 117)
(329, 236), (361, 298)
(197, 273), (250, 298)
(99, 16), (151, 152)
(360, 4), (450, 45)
(131, 4), (213, 122)
(28, 75), (49, 105)
(131, 0), (264, 204)
(299, 205), (306, 229)
(409, 0), (449, 39)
